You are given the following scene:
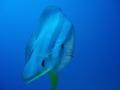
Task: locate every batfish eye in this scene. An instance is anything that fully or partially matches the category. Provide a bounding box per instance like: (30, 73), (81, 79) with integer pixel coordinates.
(41, 59), (45, 67)
(61, 43), (64, 49)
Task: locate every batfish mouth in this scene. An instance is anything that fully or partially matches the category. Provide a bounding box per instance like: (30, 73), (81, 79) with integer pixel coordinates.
(22, 75), (33, 81)
(21, 66), (41, 81)
(22, 71), (39, 81)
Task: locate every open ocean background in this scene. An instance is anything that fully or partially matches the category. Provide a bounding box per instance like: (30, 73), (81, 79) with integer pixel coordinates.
(0, 0), (120, 90)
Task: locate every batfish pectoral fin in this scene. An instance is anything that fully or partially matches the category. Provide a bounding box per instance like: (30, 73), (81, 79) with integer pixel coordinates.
(38, 53), (52, 58)
(48, 72), (58, 90)
(27, 68), (51, 84)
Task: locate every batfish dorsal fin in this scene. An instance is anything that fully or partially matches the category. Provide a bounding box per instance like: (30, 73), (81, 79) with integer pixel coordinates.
(25, 32), (36, 63)
(48, 72), (59, 90)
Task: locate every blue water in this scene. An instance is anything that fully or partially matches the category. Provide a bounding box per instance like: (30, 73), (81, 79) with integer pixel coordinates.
(0, 0), (120, 90)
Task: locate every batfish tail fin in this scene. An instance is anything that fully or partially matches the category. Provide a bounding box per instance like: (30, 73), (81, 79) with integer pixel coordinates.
(48, 72), (58, 90)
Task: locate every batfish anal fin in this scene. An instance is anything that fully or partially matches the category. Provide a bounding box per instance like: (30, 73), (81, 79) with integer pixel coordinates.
(27, 68), (51, 84)
(48, 72), (59, 90)
(25, 32), (36, 63)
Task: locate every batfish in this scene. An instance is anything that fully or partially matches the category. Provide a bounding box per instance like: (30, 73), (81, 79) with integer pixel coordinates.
(22, 6), (75, 90)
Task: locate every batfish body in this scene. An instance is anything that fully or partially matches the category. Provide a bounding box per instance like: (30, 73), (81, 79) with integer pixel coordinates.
(22, 6), (75, 90)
